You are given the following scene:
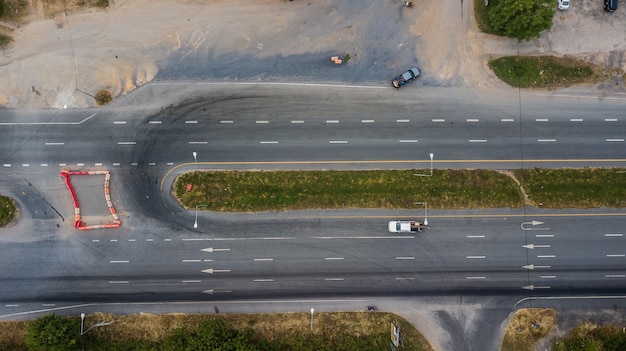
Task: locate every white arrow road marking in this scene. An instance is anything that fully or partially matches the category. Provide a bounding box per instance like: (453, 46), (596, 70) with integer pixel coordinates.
(522, 265), (552, 270)
(523, 244), (551, 249)
(201, 268), (231, 274)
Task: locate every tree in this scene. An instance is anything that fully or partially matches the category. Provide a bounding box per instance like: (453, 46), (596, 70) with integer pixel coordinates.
(25, 314), (80, 351)
(488, 0), (554, 42)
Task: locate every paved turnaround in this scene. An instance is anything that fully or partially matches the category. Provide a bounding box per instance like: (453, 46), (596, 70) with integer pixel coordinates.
(0, 83), (625, 351)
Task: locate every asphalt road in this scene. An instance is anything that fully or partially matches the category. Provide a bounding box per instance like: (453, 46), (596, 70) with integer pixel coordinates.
(0, 83), (625, 350)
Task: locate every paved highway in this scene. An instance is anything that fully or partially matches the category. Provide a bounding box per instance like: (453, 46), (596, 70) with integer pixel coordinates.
(0, 83), (625, 350)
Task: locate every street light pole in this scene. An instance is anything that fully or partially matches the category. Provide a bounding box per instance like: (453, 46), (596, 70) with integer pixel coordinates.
(310, 308), (314, 330)
(192, 151), (198, 171)
(194, 205), (198, 229)
(413, 202), (428, 226)
(80, 313), (85, 335)
(414, 152), (434, 177)
(80, 314), (115, 335)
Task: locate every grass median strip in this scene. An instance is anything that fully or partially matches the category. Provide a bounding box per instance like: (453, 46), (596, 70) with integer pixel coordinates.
(0, 194), (16, 227)
(175, 168), (625, 212)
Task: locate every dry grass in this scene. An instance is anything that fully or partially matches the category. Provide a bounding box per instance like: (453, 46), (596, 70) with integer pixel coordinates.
(501, 308), (557, 351)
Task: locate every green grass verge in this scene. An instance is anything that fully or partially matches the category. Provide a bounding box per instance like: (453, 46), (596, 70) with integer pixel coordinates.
(488, 56), (596, 89)
(515, 168), (626, 208)
(0, 194), (16, 227)
(176, 169), (523, 211)
(474, 0), (497, 34)
(176, 168), (626, 212)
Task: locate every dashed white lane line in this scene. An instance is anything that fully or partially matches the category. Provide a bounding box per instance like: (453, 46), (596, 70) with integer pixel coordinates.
(536, 234), (555, 238)
(109, 281), (129, 284)
(254, 279), (274, 282)
(467, 235), (485, 238)
(22, 164), (29, 167)
(536, 118), (549, 122)
(260, 141), (279, 144)
(188, 141), (208, 144)
(605, 233), (624, 237)
(570, 118), (583, 122)
(501, 118), (515, 122)
(164, 238), (172, 242)
(131, 163), (138, 166)
(468, 139), (487, 143)
(540, 275), (557, 279)
(329, 140), (348, 144)
(397, 119), (410, 123)
(466, 118), (479, 122)
(604, 118), (618, 122)
(95, 163), (102, 166)
(42, 304), (55, 307)
(5, 304), (19, 307)
(182, 280), (201, 283)
(41, 163), (48, 167)
(185, 120), (198, 124)
(113, 163), (120, 166)
(113, 121), (126, 125)
(395, 277), (415, 280)
(148, 162), (156, 166)
(361, 119), (374, 123)
(326, 120), (339, 124)
(396, 256), (415, 260)
(128, 239), (135, 242)
(117, 141), (136, 145)
(45, 142), (64, 146)
(149, 121), (162, 124)
(324, 278), (344, 281)
(166, 162), (174, 166)
(77, 163), (84, 166)
(254, 258), (274, 261)
(538, 139), (556, 142)
(606, 138), (624, 142)
(59, 163), (66, 166)
(399, 139), (418, 143)
(146, 239), (154, 242)
(432, 119), (445, 123)
(256, 120), (269, 124)
(466, 276), (486, 280)
(606, 254), (625, 257)
(291, 120), (304, 124)
(537, 255), (556, 258)
(182, 259), (201, 263)
(324, 257), (344, 260)
(606, 274), (626, 278)
(110, 239), (117, 242)
(2, 164), (9, 167)
(467, 256), (486, 259)
(110, 260), (129, 263)
(92, 239), (100, 242)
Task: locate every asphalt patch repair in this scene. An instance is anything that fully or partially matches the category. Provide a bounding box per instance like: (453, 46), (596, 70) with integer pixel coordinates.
(60, 170), (120, 230)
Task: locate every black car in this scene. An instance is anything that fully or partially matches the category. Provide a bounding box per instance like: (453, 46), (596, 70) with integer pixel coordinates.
(605, 0), (618, 12)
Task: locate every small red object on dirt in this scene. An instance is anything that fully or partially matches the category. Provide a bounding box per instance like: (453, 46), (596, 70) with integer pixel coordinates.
(186, 184), (193, 191)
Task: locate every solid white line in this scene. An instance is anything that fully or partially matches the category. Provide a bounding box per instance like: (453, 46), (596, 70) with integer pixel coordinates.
(396, 119), (410, 123)
(606, 139), (624, 142)
(149, 121), (162, 124)
(185, 120), (198, 124)
(324, 257), (344, 260)
(468, 139), (487, 143)
(326, 120), (339, 124)
(570, 118), (583, 122)
(604, 118), (618, 122)
(538, 139), (556, 142)
(467, 256), (486, 259)
(254, 258), (274, 261)
(256, 120), (269, 124)
(605, 233), (623, 237)
(41, 163), (48, 167)
(329, 140), (348, 144)
(467, 235), (485, 238)
(535, 234), (555, 238)
(188, 141), (208, 144)
(109, 281), (129, 284)
(291, 120), (304, 124)
(181, 280), (201, 283)
(399, 140), (418, 143)
(313, 236), (413, 239)
(113, 121), (126, 124)
(110, 260), (129, 263)
(540, 275), (557, 279)
(324, 278), (344, 281)
(117, 142), (136, 145)
(606, 274), (626, 278)
(432, 119), (445, 123)
(537, 255), (556, 258)
(607, 254), (625, 257)
(501, 118), (514, 122)
(466, 276), (486, 279)
(182, 259), (201, 263)
(466, 119), (479, 122)
(361, 119), (374, 123)
(536, 118), (549, 122)
(254, 279), (274, 282)
(260, 141), (279, 144)
(45, 142), (64, 146)
(396, 256), (415, 260)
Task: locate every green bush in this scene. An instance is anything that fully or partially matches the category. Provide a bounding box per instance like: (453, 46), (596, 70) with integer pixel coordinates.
(25, 314), (80, 351)
(94, 89), (113, 105)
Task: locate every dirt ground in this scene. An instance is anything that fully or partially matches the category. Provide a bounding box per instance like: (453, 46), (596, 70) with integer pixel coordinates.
(0, 0), (624, 107)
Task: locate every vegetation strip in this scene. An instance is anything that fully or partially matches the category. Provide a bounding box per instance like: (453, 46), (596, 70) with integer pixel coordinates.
(175, 168), (625, 212)
(0, 194), (16, 227)
(489, 56), (597, 89)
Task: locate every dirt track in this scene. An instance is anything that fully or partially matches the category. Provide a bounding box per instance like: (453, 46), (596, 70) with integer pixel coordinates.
(0, 0), (624, 109)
